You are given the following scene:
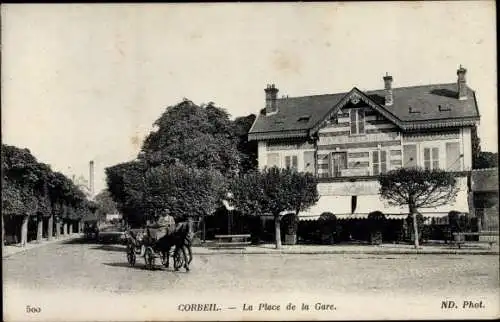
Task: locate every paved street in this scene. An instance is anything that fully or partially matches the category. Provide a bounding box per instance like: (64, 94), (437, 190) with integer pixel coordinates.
(3, 240), (499, 321)
(3, 240), (499, 295)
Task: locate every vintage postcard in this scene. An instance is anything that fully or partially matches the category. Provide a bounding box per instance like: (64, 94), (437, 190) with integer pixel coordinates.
(2, 2), (499, 321)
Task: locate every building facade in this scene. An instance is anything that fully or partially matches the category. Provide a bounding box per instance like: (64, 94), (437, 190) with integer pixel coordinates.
(248, 66), (480, 220)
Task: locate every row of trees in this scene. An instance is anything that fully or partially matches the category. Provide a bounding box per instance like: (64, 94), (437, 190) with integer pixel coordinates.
(2, 144), (98, 246)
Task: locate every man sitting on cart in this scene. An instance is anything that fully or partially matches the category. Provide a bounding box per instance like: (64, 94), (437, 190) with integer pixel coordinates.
(142, 209), (176, 248)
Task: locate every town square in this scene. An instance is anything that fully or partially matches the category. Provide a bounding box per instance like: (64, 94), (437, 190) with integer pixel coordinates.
(2, 2), (498, 321)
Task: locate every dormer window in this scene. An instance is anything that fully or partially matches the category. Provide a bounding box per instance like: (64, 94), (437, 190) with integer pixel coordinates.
(350, 109), (365, 135)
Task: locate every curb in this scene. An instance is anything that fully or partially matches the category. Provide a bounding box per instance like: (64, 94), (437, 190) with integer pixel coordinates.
(192, 247), (499, 256)
(192, 251), (499, 256)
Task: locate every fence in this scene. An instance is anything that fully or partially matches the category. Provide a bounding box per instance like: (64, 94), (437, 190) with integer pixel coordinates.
(475, 207), (499, 232)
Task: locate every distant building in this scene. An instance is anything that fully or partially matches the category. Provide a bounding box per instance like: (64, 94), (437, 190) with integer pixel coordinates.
(470, 168), (499, 232)
(248, 66), (479, 220)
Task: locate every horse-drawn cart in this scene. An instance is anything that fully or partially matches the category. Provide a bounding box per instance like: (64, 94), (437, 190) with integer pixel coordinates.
(125, 226), (191, 271)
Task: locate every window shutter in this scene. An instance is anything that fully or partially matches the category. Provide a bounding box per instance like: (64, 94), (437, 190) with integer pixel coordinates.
(328, 153), (333, 177)
(358, 110), (365, 134)
(372, 151), (379, 176)
(284, 156), (291, 169)
(292, 155), (298, 170)
(381, 150), (387, 173)
(350, 110), (357, 134)
(432, 147), (439, 169)
(423, 148), (431, 170)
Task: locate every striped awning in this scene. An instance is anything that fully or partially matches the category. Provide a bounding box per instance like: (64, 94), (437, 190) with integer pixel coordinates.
(296, 189), (469, 221)
(354, 189), (469, 217)
(336, 213), (369, 220)
(298, 196), (352, 221)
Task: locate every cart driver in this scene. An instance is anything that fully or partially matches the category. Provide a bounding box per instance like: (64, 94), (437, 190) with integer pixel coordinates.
(158, 209), (176, 236)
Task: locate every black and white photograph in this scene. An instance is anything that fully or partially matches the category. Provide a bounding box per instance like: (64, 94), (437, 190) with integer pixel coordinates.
(2, 2), (498, 321)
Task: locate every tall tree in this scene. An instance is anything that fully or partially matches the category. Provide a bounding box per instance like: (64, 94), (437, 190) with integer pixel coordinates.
(230, 167), (319, 249)
(105, 160), (149, 227)
(474, 151), (498, 169)
(378, 167), (459, 248)
(94, 189), (118, 220)
(145, 164), (226, 222)
(471, 124), (498, 169)
(2, 144), (89, 243)
(140, 100), (240, 176)
(233, 114), (258, 173)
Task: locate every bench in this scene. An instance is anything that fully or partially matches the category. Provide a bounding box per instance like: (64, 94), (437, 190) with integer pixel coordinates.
(452, 231), (498, 249)
(214, 234), (251, 249)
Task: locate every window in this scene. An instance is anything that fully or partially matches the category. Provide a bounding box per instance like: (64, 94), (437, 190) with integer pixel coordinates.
(350, 109), (365, 135)
(403, 145), (417, 168)
(284, 155), (298, 170)
(372, 150), (387, 175)
(423, 147), (439, 170)
(303, 151), (315, 174)
(446, 142), (461, 171)
(267, 153), (280, 168)
(329, 152), (347, 177)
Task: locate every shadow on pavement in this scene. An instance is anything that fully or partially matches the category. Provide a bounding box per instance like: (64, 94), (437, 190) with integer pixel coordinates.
(91, 245), (126, 252)
(61, 238), (94, 245)
(103, 262), (188, 273)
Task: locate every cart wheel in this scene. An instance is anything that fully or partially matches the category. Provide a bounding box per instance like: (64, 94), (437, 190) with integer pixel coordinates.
(174, 248), (184, 271)
(144, 247), (155, 270)
(127, 249), (136, 266)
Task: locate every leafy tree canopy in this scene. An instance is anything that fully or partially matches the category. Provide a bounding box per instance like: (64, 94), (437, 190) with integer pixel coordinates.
(230, 167), (319, 248)
(145, 164), (227, 221)
(231, 167), (319, 216)
(474, 151), (498, 169)
(2, 144), (91, 219)
(105, 160), (149, 226)
(94, 189), (118, 215)
(140, 100), (241, 176)
(233, 114), (258, 173)
(378, 167), (459, 211)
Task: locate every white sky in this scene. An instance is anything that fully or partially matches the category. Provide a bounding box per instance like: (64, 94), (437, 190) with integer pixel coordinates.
(2, 2), (497, 193)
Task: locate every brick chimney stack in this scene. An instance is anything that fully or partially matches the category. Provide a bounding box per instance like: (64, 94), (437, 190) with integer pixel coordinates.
(457, 65), (467, 100)
(265, 84), (279, 115)
(383, 73), (393, 106)
(89, 160), (95, 197)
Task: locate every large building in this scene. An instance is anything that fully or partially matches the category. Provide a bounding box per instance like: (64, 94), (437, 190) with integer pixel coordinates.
(248, 66), (479, 221)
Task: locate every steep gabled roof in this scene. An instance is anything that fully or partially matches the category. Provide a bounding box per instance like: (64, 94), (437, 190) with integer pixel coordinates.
(248, 92), (346, 140)
(310, 87), (403, 134)
(248, 83), (480, 141)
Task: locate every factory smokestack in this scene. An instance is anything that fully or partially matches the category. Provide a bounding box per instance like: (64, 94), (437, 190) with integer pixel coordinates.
(89, 160), (95, 197)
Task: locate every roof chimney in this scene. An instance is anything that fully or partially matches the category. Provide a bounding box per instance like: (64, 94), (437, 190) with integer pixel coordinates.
(457, 65), (467, 100)
(265, 84), (279, 115)
(383, 73), (393, 106)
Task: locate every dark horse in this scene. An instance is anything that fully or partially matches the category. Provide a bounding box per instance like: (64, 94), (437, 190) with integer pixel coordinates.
(154, 222), (193, 271)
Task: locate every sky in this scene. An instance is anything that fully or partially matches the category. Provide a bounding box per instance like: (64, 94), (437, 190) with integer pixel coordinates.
(2, 2), (497, 194)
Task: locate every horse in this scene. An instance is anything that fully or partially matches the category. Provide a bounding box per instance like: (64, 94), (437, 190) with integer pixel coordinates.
(155, 221), (193, 271)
